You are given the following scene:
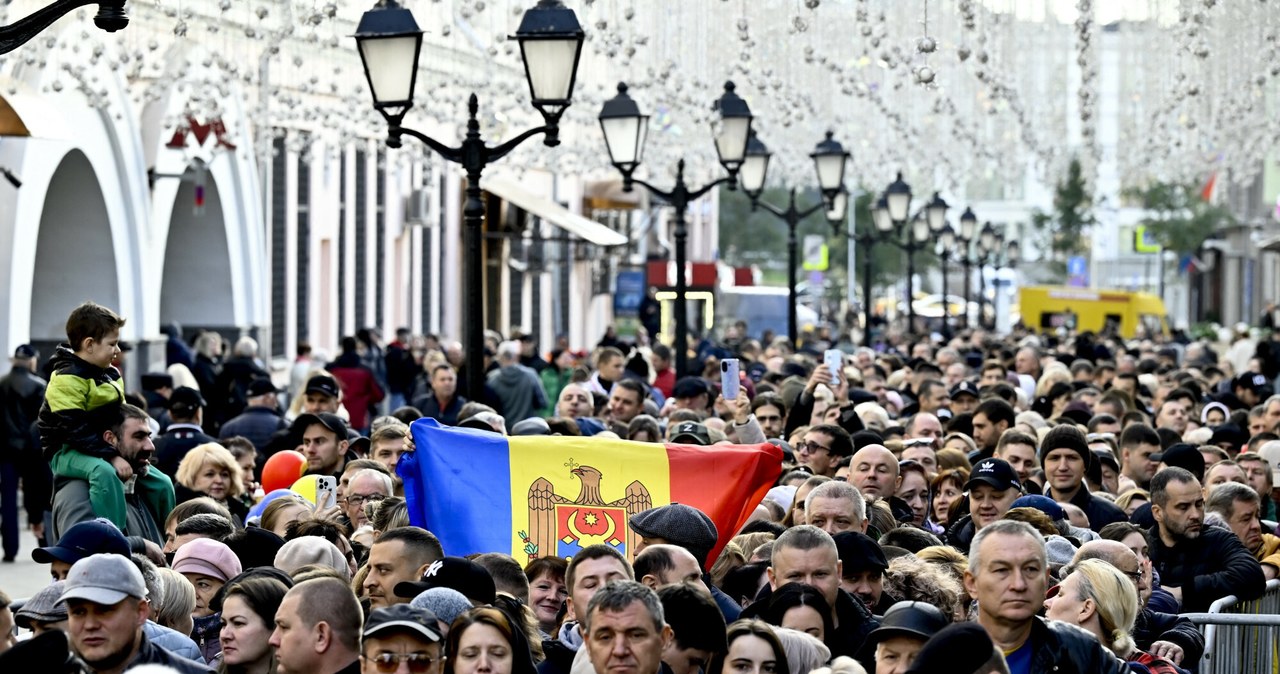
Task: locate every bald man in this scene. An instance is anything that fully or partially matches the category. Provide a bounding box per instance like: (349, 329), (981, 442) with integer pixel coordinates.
(556, 383), (595, 419)
(850, 445), (900, 501)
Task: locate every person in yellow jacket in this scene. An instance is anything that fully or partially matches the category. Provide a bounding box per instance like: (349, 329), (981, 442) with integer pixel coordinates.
(1206, 481), (1280, 579)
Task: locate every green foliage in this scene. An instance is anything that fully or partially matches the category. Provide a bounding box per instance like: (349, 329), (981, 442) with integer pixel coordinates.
(1126, 181), (1235, 254)
(1030, 158), (1094, 261)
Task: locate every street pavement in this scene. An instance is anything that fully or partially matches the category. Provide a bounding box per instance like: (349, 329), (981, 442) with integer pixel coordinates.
(3, 526), (54, 600)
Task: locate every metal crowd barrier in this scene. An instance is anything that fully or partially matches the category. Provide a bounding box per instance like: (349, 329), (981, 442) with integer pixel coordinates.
(1184, 579), (1280, 674)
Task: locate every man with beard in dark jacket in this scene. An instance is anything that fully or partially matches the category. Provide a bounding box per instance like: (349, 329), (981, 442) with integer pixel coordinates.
(1, 344), (46, 559)
(1147, 466), (1265, 613)
(964, 520), (1127, 674)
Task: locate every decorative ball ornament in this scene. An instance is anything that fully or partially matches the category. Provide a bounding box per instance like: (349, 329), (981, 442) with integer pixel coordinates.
(917, 36), (937, 53)
(915, 66), (935, 84)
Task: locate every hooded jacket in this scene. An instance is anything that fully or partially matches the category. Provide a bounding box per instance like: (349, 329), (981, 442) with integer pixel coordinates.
(488, 364), (547, 427)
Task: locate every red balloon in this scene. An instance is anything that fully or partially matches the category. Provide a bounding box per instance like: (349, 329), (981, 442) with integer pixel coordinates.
(262, 450), (307, 494)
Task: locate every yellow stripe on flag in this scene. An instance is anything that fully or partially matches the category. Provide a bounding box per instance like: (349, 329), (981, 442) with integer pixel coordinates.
(509, 436), (670, 564)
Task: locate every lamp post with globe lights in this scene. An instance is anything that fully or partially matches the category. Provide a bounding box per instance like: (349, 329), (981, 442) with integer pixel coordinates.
(956, 206), (978, 329)
(598, 81), (753, 378)
(739, 130), (850, 348)
(353, 0), (585, 401)
(872, 174), (949, 335)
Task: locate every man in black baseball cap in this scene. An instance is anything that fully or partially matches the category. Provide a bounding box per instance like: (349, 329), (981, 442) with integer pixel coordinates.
(219, 378), (288, 454)
(672, 377), (712, 413)
(1, 342), (45, 558)
(296, 413), (354, 477)
(154, 387), (217, 476)
(949, 381), (981, 415)
(943, 458), (1022, 554)
(302, 374), (343, 415)
(394, 557), (496, 606)
(361, 605), (444, 674)
(833, 531), (894, 614)
(33, 518), (129, 580)
(906, 622), (1004, 674)
(1231, 372), (1274, 410)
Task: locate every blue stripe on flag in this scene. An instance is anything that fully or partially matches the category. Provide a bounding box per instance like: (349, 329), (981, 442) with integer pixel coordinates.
(400, 418), (513, 556)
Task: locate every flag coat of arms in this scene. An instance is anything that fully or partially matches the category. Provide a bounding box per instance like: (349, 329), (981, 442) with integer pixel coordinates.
(400, 418), (784, 563)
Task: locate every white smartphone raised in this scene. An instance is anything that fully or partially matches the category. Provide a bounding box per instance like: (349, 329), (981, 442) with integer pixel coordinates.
(824, 349), (843, 381)
(721, 358), (740, 400)
(315, 476), (337, 509)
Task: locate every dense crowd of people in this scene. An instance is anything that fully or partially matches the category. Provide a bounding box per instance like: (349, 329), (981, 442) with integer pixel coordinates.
(3, 299), (1280, 674)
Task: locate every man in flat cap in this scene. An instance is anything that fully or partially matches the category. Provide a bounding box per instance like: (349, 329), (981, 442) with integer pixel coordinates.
(631, 503), (740, 621)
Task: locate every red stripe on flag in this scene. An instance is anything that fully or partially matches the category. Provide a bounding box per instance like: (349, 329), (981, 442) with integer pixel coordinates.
(666, 442), (784, 564)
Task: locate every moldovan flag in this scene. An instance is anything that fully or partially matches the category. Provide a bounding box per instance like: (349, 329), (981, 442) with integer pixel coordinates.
(399, 418), (784, 565)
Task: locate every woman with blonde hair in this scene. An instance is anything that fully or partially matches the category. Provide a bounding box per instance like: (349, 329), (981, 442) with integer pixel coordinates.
(167, 363), (201, 391)
(1115, 489), (1150, 517)
(1045, 559), (1179, 672)
(773, 626), (830, 674)
(176, 442), (249, 525)
(153, 568), (196, 637)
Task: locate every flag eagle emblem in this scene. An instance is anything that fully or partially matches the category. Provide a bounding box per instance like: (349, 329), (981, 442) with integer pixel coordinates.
(524, 464), (651, 561)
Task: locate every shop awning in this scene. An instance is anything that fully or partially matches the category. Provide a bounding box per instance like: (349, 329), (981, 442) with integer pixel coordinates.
(481, 175), (628, 247)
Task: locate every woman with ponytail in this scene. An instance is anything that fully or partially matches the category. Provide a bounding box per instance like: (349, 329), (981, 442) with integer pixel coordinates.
(1045, 559), (1180, 673)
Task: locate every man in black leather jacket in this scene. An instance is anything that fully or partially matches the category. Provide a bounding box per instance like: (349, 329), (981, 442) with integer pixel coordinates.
(963, 520), (1128, 674)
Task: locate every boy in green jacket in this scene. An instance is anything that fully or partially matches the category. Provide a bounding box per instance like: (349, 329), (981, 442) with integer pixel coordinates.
(37, 301), (173, 529)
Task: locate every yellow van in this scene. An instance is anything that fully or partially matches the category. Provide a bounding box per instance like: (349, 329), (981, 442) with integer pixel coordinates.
(1018, 286), (1169, 339)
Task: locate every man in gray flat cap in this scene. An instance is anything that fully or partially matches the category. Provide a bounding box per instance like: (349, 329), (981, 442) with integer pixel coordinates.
(630, 503), (739, 621)
(60, 553), (212, 674)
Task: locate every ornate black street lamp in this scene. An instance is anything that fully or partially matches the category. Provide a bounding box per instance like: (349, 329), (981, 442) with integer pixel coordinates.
(0, 0), (126, 54)
(599, 81), (752, 378)
(937, 223), (956, 335)
(740, 130), (849, 348)
(957, 206), (977, 328)
(877, 174), (948, 335)
(354, 0), (584, 401)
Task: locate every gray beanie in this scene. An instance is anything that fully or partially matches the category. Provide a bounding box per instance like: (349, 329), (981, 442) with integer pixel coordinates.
(411, 586), (474, 626)
(274, 537), (350, 580)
